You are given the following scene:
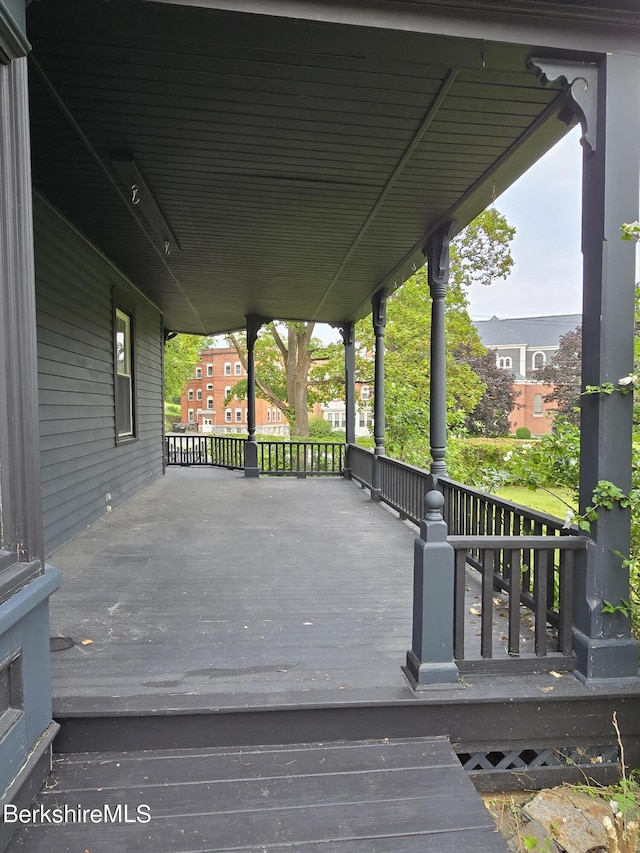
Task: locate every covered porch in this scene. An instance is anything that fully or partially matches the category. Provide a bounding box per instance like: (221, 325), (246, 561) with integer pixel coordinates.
(1, 0), (640, 848)
(45, 466), (640, 790)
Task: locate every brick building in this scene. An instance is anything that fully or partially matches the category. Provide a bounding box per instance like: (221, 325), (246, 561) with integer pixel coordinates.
(180, 346), (288, 434)
(472, 314), (581, 435)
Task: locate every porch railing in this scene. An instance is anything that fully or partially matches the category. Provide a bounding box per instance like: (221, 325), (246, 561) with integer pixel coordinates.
(450, 534), (587, 673)
(165, 435), (344, 476)
(348, 443), (375, 488)
(259, 441), (344, 476)
(347, 446), (587, 673)
(165, 434), (213, 466)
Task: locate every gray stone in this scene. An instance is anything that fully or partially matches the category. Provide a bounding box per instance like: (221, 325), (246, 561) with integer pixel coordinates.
(523, 787), (612, 853)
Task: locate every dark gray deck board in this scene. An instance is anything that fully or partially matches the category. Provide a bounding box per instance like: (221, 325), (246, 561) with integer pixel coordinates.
(7, 737), (509, 853)
(47, 467), (575, 709)
(47, 468), (418, 701)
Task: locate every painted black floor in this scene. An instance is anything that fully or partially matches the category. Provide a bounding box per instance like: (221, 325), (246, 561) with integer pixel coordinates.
(6, 737), (510, 852)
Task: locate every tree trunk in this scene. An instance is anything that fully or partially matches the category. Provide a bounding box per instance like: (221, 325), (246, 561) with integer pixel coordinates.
(285, 324), (313, 436)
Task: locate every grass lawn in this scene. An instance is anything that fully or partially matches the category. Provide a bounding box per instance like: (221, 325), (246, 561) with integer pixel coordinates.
(495, 485), (576, 519)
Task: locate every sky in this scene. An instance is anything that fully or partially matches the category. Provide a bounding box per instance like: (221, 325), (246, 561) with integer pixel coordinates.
(466, 125), (584, 321)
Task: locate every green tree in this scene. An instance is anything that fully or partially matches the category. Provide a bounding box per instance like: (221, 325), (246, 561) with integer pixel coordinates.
(356, 207), (516, 464)
(538, 326), (582, 426)
(164, 333), (207, 402)
(455, 347), (518, 436)
(228, 322), (334, 436)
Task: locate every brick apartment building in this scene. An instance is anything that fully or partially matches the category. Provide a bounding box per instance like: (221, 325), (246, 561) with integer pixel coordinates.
(472, 314), (581, 435)
(180, 346), (288, 434)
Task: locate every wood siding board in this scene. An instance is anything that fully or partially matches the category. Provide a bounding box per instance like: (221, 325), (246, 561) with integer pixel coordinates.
(34, 197), (163, 554)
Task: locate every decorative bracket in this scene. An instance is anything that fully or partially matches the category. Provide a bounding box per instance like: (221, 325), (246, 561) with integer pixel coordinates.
(371, 290), (387, 337)
(427, 221), (456, 298)
(245, 314), (267, 348)
(332, 321), (355, 348)
(529, 57), (599, 151)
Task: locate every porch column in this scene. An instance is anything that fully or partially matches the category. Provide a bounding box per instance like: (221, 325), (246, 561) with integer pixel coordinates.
(427, 224), (454, 478)
(0, 13), (62, 841)
(576, 54), (640, 680)
(339, 322), (356, 478)
(244, 315), (261, 478)
(371, 290), (387, 499)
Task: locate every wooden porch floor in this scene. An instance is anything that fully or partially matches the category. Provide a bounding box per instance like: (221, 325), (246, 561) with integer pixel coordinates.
(48, 467), (419, 704)
(45, 468), (640, 765)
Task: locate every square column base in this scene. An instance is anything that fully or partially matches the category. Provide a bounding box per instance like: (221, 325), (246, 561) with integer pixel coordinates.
(403, 650), (461, 690)
(572, 628), (639, 684)
(244, 440), (260, 478)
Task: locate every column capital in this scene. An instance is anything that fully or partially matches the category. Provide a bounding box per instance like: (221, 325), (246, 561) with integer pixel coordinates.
(371, 289), (387, 337)
(332, 321), (355, 348)
(245, 314), (268, 348)
(427, 222), (456, 298)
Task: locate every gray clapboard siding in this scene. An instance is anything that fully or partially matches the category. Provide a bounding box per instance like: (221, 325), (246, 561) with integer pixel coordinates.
(34, 196), (164, 555)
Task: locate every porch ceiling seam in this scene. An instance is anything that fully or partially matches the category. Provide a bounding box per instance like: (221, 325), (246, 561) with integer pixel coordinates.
(28, 55), (208, 335)
(309, 67), (458, 322)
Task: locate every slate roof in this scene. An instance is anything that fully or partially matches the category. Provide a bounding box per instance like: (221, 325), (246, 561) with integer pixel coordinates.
(472, 314), (582, 349)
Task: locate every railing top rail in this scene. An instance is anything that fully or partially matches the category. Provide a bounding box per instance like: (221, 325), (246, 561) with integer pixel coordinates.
(438, 474), (575, 530)
(377, 454), (430, 477)
(448, 534), (589, 550)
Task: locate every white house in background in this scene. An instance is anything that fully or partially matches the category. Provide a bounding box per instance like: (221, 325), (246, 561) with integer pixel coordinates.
(322, 384), (373, 438)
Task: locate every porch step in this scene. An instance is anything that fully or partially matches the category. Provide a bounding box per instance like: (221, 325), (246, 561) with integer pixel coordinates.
(6, 736), (508, 852)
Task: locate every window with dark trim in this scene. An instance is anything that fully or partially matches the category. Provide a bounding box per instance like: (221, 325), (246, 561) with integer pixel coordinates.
(115, 308), (135, 440)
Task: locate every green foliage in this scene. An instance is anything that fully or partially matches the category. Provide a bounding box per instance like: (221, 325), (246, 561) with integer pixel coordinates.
(538, 326), (582, 426)
(357, 207), (516, 464)
(515, 427), (531, 439)
(307, 416), (333, 438)
(229, 322), (332, 436)
(446, 437), (521, 487)
(163, 334), (208, 402)
(621, 221), (640, 242)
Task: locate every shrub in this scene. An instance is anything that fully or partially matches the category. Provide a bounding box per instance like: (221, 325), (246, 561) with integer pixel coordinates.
(515, 426), (532, 439)
(308, 416), (334, 438)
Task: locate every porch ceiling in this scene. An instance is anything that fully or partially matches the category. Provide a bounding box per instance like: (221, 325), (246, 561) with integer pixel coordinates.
(26, 0), (573, 335)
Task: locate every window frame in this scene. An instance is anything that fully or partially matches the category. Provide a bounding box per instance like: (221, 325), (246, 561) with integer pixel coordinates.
(533, 393), (544, 417)
(114, 305), (136, 443)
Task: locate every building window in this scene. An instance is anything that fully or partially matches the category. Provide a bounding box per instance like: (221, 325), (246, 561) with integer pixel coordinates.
(115, 308), (134, 439)
(267, 409), (272, 422)
(361, 385), (370, 401)
(497, 356), (512, 370)
(225, 408), (232, 423)
(187, 388), (194, 401)
(235, 408), (242, 422)
(532, 351), (546, 370)
(196, 388), (202, 401)
(224, 385), (232, 399)
(224, 362), (231, 376)
(206, 383), (213, 390)
(235, 362), (242, 375)
(206, 364), (213, 377)
(276, 409), (281, 422)
(533, 393), (544, 417)
(207, 396), (214, 410)
(195, 366), (202, 379)
(187, 408), (194, 422)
